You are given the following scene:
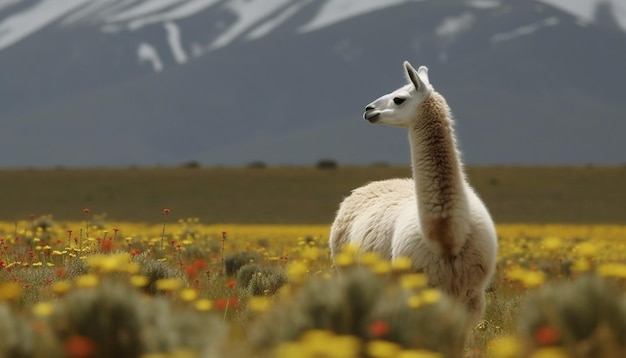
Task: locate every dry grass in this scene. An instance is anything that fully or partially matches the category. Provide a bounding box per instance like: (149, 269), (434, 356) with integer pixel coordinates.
(1, 165), (625, 224)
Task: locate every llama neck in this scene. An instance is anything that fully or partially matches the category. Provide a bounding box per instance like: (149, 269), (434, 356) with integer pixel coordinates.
(408, 93), (469, 254)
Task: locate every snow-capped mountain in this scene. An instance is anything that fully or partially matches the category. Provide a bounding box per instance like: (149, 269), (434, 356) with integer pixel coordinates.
(0, 0), (625, 167)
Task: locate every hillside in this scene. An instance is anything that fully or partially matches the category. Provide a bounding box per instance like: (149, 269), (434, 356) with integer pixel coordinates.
(0, 0), (625, 167)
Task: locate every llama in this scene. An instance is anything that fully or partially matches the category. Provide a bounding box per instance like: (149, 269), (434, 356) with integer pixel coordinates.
(329, 61), (498, 326)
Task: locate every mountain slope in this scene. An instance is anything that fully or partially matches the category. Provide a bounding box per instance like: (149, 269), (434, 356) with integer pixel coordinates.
(0, 0), (625, 167)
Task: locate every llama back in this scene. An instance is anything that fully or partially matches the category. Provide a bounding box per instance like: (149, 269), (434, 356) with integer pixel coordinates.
(329, 178), (414, 259)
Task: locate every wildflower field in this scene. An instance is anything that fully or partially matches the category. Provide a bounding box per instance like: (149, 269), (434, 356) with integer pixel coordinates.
(1, 166), (626, 357)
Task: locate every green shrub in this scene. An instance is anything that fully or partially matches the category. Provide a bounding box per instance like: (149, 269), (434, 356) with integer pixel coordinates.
(237, 264), (288, 296)
(225, 252), (262, 276)
(519, 274), (626, 357)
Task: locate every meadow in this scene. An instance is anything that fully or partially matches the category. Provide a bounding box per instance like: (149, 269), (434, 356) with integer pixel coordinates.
(0, 166), (626, 357)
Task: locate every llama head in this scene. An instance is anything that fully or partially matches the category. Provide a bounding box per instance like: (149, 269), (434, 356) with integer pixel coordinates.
(363, 61), (433, 127)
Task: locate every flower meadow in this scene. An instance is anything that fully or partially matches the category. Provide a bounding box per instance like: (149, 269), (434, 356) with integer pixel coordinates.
(0, 211), (626, 358)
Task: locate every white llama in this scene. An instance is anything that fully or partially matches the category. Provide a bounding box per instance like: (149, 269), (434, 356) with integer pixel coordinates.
(329, 61), (498, 325)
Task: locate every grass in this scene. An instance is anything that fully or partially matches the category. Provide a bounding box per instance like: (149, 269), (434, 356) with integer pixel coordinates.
(0, 165), (626, 357)
(1, 165), (626, 223)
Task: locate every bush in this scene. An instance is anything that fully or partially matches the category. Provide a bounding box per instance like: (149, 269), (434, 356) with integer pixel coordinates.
(237, 264), (288, 296)
(224, 252), (262, 276)
(518, 274), (626, 357)
(315, 159), (338, 170)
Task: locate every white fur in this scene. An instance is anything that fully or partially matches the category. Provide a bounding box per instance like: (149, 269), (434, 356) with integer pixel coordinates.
(329, 61), (498, 326)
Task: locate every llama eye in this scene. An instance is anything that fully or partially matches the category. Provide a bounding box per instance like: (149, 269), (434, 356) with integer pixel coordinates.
(393, 97), (406, 105)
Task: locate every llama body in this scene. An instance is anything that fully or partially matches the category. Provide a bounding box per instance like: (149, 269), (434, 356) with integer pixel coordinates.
(329, 62), (497, 325)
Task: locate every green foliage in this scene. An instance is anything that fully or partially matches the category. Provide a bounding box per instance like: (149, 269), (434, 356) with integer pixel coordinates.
(249, 268), (468, 357)
(249, 268), (382, 348)
(519, 274), (626, 357)
(225, 251), (262, 276)
(48, 278), (145, 358)
(134, 254), (182, 295)
(237, 263), (288, 296)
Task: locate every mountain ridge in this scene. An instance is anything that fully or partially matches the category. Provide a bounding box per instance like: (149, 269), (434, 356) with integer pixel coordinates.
(0, 0), (624, 167)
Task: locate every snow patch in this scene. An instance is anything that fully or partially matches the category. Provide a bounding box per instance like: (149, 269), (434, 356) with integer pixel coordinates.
(61, 0), (136, 26)
(109, 0), (186, 23)
(536, 0), (626, 32)
(299, 0), (423, 33)
(247, 1), (311, 41)
(165, 21), (187, 64)
(467, 0), (501, 9)
(0, 0), (21, 12)
(491, 16), (560, 43)
(137, 42), (164, 72)
(123, 0), (221, 30)
(209, 0), (292, 50)
(0, 0), (90, 51)
(436, 12), (475, 40)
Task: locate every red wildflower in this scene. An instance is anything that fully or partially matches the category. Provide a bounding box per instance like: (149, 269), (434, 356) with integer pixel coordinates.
(101, 239), (113, 252)
(226, 279), (236, 289)
(193, 258), (207, 269)
(185, 265), (199, 279)
(64, 335), (95, 358)
(163, 208), (170, 214)
(55, 268), (67, 278)
(83, 208), (89, 214)
(130, 249), (141, 258)
(214, 296), (239, 310)
(534, 325), (560, 346)
(369, 320), (390, 337)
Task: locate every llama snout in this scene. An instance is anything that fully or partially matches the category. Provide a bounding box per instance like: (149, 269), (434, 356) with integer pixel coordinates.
(364, 105), (380, 122)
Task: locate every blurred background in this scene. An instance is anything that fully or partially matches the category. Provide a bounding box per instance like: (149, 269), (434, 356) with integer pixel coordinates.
(0, 0), (624, 168)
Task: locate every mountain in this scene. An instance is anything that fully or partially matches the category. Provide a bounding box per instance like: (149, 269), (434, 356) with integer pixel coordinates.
(0, 0), (625, 167)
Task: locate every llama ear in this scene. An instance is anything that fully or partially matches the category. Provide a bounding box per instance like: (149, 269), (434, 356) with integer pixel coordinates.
(404, 61), (429, 92)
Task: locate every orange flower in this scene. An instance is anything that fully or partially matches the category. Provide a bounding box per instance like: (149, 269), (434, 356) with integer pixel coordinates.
(214, 296), (239, 310)
(534, 325), (560, 346)
(65, 335), (95, 358)
(369, 320), (390, 337)
(226, 279), (236, 289)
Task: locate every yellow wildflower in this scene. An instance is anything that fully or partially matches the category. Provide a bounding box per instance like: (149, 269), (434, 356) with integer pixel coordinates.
(75, 274), (99, 288)
(529, 347), (569, 358)
(487, 335), (521, 358)
(400, 273), (428, 290)
(367, 340), (401, 358)
(571, 259), (591, 273)
(597, 262), (626, 279)
(275, 342), (306, 358)
(542, 237), (561, 252)
(392, 256), (413, 271)
(420, 289), (442, 305)
(326, 335), (360, 358)
(407, 294), (422, 308)
(179, 288), (198, 302)
(521, 271), (546, 288)
(0, 282), (22, 300)
(397, 349), (443, 358)
(33, 302), (54, 317)
(287, 261), (309, 283)
(335, 252), (355, 267)
(129, 275), (149, 288)
(248, 296), (271, 312)
(361, 251), (382, 266)
(371, 261), (392, 275)
(155, 278), (183, 291)
(194, 299), (213, 312)
(52, 280), (73, 294)
(574, 242), (598, 258)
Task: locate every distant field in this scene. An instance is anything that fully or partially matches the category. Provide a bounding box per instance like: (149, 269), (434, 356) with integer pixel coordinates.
(0, 165), (625, 224)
